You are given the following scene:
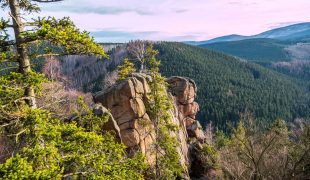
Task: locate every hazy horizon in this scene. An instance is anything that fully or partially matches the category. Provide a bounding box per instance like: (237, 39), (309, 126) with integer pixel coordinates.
(1, 0), (310, 42)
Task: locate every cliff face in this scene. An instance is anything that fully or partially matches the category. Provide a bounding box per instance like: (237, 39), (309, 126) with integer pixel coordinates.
(94, 73), (205, 176)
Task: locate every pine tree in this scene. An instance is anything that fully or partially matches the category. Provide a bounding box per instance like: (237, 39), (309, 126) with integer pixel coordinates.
(146, 43), (184, 179)
(0, 1), (147, 179)
(0, 0), (106, 107)
(0, 98), (147, 179)
(117, 58), (136, 81)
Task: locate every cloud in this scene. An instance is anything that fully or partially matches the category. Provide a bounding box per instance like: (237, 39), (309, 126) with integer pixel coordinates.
(40, 0), (157, 15)
(174, 9), (189, 13)
(35, 0), (310, 42)
(90, 30), (159, 42)
(228, 1), (257, 6)
(165, 35), (202, 41)
(42, 6), (155, 15)
(89, 30), (202, 42)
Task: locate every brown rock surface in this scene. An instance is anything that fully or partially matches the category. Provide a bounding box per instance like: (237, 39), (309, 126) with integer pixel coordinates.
(94, 74), (205, 178)
(94, 73), (159, 165)
(167, 76), (205, 142)
(92, 104), (122, 143)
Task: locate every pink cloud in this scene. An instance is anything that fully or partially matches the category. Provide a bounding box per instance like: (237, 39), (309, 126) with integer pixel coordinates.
(2, 0), (309, 42)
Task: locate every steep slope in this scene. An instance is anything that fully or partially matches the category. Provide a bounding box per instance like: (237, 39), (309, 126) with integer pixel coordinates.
(154, 42), (310, 131)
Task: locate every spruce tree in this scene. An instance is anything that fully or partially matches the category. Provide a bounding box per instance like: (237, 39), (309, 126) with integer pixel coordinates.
(0, 0), (106, 107)
(117, 57), (136, 81)
(0, 1), (147, 179)
(146, 43), (184, 179)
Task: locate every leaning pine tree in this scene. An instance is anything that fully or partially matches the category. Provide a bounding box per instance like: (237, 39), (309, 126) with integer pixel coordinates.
(0, 0), (147, 179)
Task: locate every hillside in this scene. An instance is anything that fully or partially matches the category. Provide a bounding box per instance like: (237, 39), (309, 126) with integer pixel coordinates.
(200, 39), (310, 82)
(271, 61), (310, 81)
(191, 23), (310, 82)
(200, 38), (292, 62)
(154, 42), (310, 131)
(32, 42), (310, 131)
(186, 22), (310, 64)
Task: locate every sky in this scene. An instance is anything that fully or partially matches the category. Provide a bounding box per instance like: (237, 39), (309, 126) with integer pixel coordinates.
(1, 0), (310, 42)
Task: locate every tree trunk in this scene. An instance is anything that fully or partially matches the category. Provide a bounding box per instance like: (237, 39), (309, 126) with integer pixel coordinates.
(9, 0), (37, 108)
(140, 63), (144, 73)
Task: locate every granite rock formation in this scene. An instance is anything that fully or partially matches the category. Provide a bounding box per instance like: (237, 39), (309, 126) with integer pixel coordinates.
(94, 73), (205, 177)
(166, 76), (205, 142)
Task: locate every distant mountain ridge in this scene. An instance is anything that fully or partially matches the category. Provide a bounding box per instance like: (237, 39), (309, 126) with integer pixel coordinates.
(254, 22), (310, 41)
(190, 22), (310, 87)
(184, 34), (248, 45)
(200, 38), (292, 62)
(185, 22), (310, 45)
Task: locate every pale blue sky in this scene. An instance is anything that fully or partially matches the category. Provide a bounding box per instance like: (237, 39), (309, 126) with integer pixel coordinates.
(1, 0), (310, 42)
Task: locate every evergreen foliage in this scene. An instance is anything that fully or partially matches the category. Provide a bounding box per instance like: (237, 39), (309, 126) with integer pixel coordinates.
(193, 144), (222, 178)
(0, 0), (106, 107)
(146, 44), (184, 179)
(154, 42), (310, 131)
(117, 58), (136, 80)
(0, 74), (147, 179)
(200, 38), (292, 62)
(0, 1), (147, 179)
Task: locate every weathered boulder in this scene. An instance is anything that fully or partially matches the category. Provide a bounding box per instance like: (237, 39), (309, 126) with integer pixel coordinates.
(94, 73), (159, 165)
(167, 76), (197, 104)
(167, 76), (205, 142)
(187, 120), (205, 140)
(92, 104), (122, 143)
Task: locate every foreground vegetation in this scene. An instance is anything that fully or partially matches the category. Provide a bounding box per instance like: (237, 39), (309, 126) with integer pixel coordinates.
(199, 116), (310, 179)
(0, 0), (147, 179)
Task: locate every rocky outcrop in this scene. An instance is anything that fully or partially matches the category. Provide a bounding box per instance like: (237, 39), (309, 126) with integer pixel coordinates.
(166, 76), (205, 142)
(94, 73), (205, 177)
(94, 73), (157, 165)
(92, 104), (122, 143)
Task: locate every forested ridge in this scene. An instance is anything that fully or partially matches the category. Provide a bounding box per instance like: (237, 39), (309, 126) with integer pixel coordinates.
(200, 38), (292, 62)
(155, 42), (310, 130)
(14, 41), (310, 131)
(26, 41), (310, 131)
